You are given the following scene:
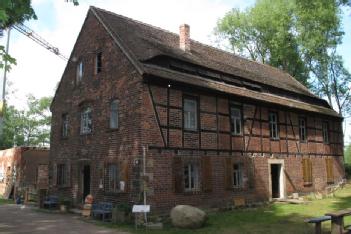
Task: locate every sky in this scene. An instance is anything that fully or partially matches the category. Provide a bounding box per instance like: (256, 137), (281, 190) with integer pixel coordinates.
(1, 0), (350, 142)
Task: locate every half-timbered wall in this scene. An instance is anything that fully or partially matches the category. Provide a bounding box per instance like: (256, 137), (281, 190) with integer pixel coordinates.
(144, 83), (344, 213)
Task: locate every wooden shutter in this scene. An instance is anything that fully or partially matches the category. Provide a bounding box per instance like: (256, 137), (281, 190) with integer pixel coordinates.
(121, 160), (129, 192)
(326, 158), (334, 183)
(201, 157), (212, 192)
(173, 157), (183, 193)
(224, 158), (233, 190)
(52, 163), (57, 186)
(302, 159), (312, 185)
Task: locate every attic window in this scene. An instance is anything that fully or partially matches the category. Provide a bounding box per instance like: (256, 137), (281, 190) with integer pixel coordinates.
(95, 52), (102, 74)
(76, 61), (83, 84)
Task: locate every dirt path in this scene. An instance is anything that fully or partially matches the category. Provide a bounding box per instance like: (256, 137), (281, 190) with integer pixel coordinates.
(0, 204), (129, 234)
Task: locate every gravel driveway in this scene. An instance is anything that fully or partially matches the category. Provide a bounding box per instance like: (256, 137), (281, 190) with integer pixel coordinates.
(0, 204), (129, 234)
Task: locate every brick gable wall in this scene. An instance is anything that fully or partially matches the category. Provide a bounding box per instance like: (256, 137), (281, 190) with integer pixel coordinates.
(49, 11), (144, 204)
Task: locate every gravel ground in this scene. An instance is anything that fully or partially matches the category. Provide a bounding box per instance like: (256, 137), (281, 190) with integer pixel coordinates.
(0, 204), (129, 234)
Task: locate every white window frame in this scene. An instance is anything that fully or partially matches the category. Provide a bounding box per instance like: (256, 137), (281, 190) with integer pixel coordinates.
(184, 163), (199, 191)
(299, 117), (307, 142)
(230, 106), (242, 135)
(62, 114), (69, 137)
(322, 121), (329, 143)
(184, 98), (198, 130)
(109, 100), (119, 129)
(269, 112), (279, 139)
(233, 163), (243, 188)
(80, 107), (92, 134)
(76, 61), (83, 84)
(106, 164), (119, 192)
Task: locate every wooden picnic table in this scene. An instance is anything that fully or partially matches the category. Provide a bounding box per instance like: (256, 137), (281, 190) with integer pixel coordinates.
(325, 208), (351, 234)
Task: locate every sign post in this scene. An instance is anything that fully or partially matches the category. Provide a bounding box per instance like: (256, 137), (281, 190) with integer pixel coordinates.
(132, 205), (150, 229)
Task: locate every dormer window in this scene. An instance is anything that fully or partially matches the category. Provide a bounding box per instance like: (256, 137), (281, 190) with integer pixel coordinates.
(76, 61), (83, 84)
(95, 52), (102, 74)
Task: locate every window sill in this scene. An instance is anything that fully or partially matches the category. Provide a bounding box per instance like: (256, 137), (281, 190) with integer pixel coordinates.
(303, 182), (313, 187)
(231, 133), (243, 137)
(57, 185), (71, 189)
(61, 137), (69, 140)
(106, 128), (119, 133)
(183, 189), (201, 195)
(327, 181), (334, 185)
(270, 138), (280, 141)
(103, 191), (127, 195)
(184, 129), (198, 133)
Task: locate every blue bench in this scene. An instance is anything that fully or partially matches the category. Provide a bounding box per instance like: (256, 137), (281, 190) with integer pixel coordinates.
(91, 202), (113, 222)
(43, 196), (58, 209)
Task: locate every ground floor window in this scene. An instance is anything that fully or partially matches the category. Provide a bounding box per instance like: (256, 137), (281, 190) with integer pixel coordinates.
(184, 163), (199, 191)
(326, 158), (334, 184)
(233, 163), (243, 188)
(57, 164), (67, 186)
(106, 164), (120, 192)
(302, 159), (312, 186)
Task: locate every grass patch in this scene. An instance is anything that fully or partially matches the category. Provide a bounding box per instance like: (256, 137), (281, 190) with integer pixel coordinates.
(0, 198), (13, 205)
(100, 184), (351, 234)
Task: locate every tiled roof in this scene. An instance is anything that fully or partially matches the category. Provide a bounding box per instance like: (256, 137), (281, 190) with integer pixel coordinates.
(90, 6), (340, 117)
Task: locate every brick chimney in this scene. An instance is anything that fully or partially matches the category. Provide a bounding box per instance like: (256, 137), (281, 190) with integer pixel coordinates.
(179, 24), (190, 52)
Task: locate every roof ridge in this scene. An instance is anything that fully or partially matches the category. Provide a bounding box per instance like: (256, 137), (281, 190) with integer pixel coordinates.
(90, 6), (310, 93)
(90, 6), (181, 38)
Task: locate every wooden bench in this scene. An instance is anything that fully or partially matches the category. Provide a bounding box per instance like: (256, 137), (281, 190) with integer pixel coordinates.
(43, 195), (58, 209)
(305, 216), (331, 234)
(326, 208), (351, 234)
(91, 202), (113, 222)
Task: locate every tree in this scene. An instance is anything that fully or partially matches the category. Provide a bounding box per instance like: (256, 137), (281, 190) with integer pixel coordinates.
(344, 143), (351, 164)
(216, 0), (351, 116)
(0, 94), (52, 149)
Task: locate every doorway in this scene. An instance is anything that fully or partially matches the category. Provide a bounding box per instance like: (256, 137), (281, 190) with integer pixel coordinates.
(271, 164), (281, 198)
(82, 165), (90, 201)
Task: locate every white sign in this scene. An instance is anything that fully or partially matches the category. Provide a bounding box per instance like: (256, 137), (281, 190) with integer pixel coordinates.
(132, 205), (150, 213)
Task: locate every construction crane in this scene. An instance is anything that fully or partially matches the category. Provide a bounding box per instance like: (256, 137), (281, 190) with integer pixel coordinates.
(13, 23), (68, 61)
(0, 24), (68, 138)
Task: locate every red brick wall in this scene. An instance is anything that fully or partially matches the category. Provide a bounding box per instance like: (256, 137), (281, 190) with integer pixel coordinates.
(49, 11), (144, 204)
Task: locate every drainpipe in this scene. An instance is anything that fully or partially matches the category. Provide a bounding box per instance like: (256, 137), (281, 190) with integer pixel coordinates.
(142, 146), (147, 223)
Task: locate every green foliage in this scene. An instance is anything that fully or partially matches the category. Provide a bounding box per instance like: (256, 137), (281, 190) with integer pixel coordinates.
(0, 0), (37, 30)
(344, 144), (351, 164)
(216, 0), (351, 116)
(0, 94), (52, 149)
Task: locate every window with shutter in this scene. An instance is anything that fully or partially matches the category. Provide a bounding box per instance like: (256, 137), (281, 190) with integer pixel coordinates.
(173, 157), (183, 193)
(201, 157), (212, 192)
(326, 158), (334, 184)
(302, 159), (313, 186)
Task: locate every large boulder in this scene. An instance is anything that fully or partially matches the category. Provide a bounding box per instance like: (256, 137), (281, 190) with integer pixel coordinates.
(170, 205), (207, 229)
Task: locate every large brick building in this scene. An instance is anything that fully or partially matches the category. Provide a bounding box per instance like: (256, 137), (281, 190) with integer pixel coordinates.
(49, 7), (345, 213)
